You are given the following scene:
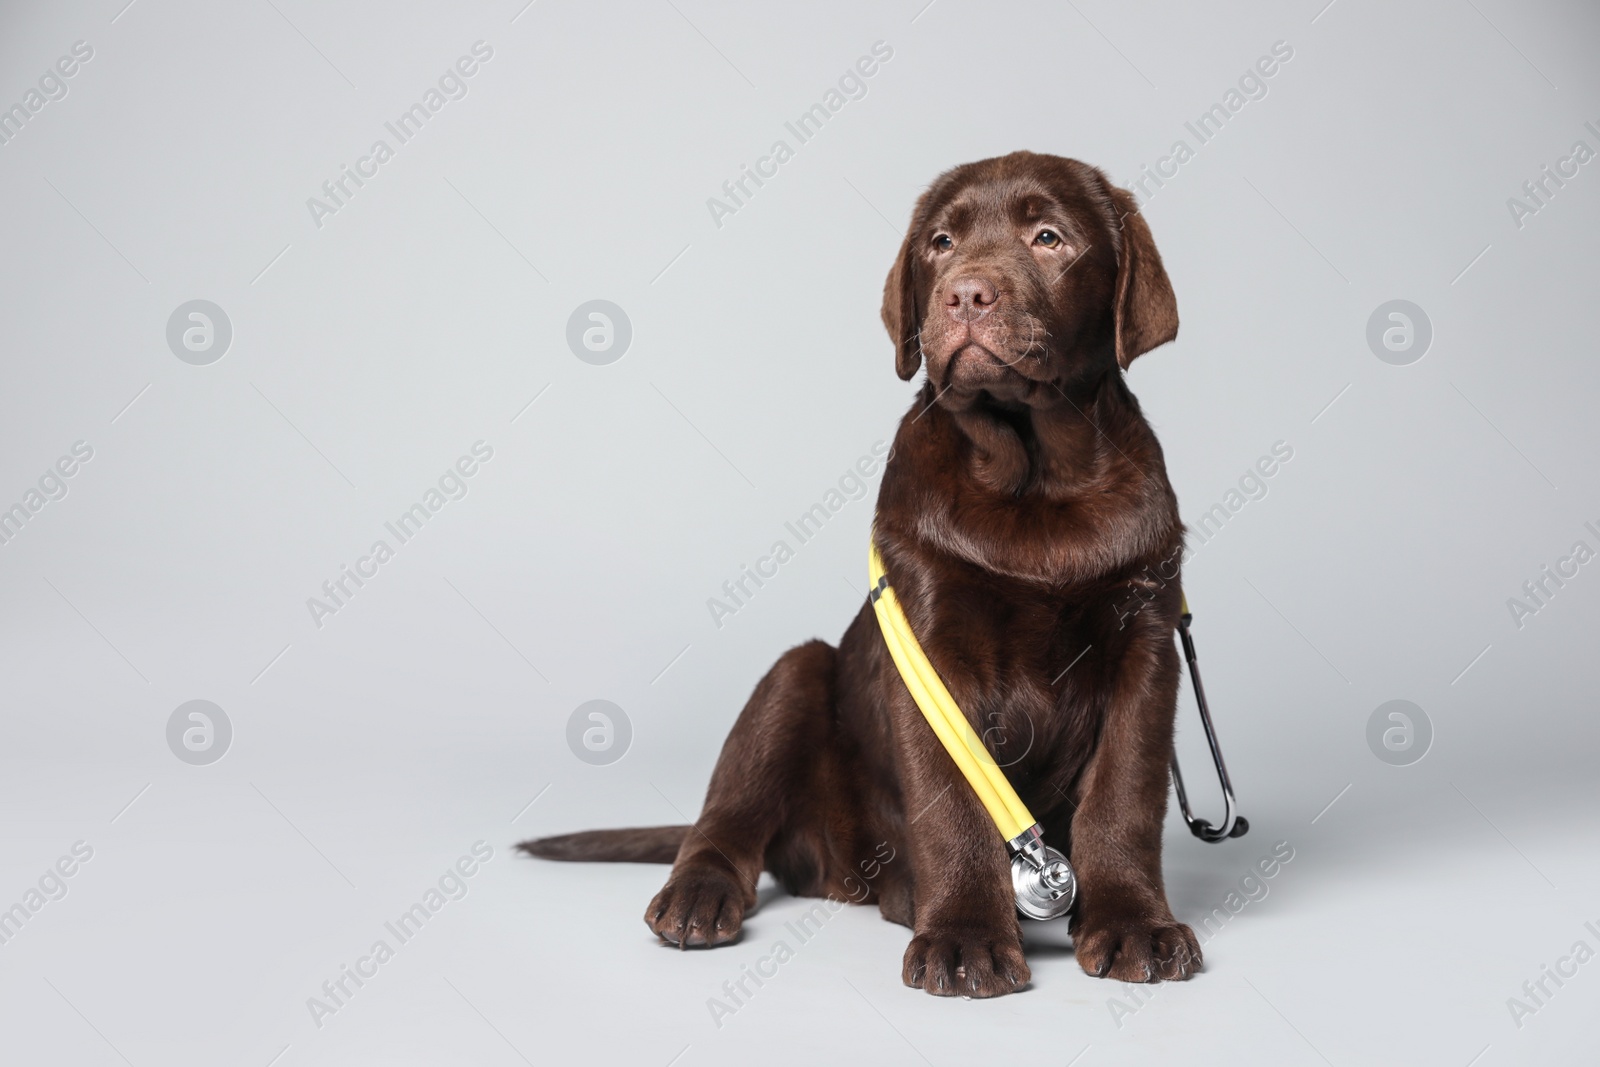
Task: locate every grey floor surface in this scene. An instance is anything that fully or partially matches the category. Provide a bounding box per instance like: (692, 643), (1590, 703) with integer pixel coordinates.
(3, 1), (1598, 1064)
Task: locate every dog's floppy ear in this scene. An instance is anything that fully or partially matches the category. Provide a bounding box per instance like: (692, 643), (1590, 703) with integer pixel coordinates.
(1106, 185), (1178, 369)
(880, 206), (924, 381)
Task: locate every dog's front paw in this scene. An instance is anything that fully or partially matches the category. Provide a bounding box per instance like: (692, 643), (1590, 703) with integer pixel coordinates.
(902, 928), (1030, 997)
(1072, 907), (1201, 982)
(644, 862), (748, 948)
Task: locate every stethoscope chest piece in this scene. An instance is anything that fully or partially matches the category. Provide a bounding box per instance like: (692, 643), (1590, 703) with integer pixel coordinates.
(1011, 842), (1076, 921)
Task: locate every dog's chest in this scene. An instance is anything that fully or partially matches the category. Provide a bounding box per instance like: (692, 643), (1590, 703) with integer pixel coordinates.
(912, 578), (1109, 765)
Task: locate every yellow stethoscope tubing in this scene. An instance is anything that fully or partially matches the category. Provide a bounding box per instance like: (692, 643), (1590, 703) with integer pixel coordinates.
(868, 541), (1036, 843)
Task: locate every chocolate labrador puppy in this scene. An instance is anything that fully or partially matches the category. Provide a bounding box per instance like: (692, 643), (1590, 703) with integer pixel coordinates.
(523, 151), (1198, 997)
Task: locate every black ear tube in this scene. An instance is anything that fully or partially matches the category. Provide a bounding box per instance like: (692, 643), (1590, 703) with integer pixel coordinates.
(1171, 599), (1249, 843)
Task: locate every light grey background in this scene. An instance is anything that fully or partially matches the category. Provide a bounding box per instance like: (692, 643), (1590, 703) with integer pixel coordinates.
(2, 0), (1597, 1064)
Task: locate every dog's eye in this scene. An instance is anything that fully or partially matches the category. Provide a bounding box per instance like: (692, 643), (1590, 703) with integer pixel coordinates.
(932, 234), (954, 252)
(1035, 229), (1062, 248)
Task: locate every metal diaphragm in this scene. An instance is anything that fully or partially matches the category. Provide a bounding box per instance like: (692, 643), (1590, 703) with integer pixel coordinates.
(1011, 844), (1076, 920)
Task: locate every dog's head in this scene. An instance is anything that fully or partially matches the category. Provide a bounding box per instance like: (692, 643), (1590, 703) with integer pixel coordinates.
(881, 152), (1177, 403)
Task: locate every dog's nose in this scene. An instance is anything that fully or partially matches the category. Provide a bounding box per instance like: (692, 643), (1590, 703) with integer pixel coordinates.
(945, 277), (998, 321)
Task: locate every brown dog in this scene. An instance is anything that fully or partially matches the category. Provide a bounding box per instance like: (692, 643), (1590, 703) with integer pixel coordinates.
(522, 151), (1199, 997)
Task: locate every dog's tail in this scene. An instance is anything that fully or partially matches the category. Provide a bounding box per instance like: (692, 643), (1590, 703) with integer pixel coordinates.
(517, 826), (689, 864)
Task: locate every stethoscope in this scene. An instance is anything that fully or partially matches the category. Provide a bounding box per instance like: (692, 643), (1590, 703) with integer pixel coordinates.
(1172, 596), (1248, 843)
(869, 540), (1247, 922)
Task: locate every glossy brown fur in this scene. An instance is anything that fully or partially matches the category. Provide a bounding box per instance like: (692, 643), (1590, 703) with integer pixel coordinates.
(521, 152), (1200, 997)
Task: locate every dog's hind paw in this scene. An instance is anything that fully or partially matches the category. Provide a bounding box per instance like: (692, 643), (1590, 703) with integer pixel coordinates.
(645, 862), (747, 948)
